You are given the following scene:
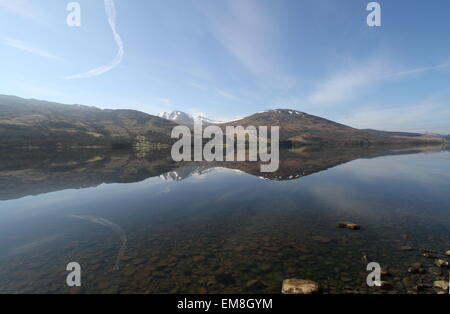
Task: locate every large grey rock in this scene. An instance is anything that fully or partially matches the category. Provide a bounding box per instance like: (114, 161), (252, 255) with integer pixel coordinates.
(282, 279), (320, 294)
(433, 281), (449, 291)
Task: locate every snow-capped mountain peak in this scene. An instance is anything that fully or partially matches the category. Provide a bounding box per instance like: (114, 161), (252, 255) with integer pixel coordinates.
(157, 110), (223, 126)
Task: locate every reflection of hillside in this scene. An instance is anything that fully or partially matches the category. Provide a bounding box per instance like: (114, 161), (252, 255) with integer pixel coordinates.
(211, 145), (449, 181)
(0, 145), (446, 200)
(0, 149), (179, 201)
(159, 164), (214, 181)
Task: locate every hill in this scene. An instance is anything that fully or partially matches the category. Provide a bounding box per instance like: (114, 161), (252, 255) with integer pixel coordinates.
(221, 109), (445, 146)
(1, 97), (446, 149)
(0, 95), (177, 149)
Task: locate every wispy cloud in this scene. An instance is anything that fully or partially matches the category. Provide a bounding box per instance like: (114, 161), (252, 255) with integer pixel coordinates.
(307, 59), (450, 107)
(384, 62), (450, 79)
(307, 60), (386, 106)
(1, 37), (63, 61)
(340, 101), (450, 133)
(155, 97), (172, 106)
(0, 0), (48, 24)
(66, 0), (124, 79)
(215, 88), (241, 102)
(203, 0), (294, 88)
(189, 81), (206, 90)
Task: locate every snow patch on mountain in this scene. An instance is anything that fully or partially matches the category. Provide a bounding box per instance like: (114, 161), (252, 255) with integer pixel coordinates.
(157, 110), (229, 125)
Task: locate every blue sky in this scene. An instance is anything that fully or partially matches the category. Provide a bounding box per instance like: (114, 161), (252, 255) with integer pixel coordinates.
(0, 0), (449, 133)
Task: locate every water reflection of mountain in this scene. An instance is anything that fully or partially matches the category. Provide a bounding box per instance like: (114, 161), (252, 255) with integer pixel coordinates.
(0, 149), (179, 201)
(159, 164), (214, 181)
(203, 145), (449, 181)
(0, 145), (447, 200)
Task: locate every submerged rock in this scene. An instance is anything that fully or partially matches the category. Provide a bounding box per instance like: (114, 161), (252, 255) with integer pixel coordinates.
(380, 281), (393, 290)
(408, 263), (425, 274)
(214, 272), (235, 285)
(361, 254), (369, 265)
(422, 252), (436, 259)
(245, 280), (267, 291)
(414, 283), (427, 292)
(402, 277), (416, 288)
(312, 235), (332, 243)
(192, 255), (206, 263)
(429, 267), (444, 277)
(337, 222), (360, 230)
(398, 246), (413, 252)
(400, 234), (411, 240)
(282, 279), (320, 294)
(257, 263), (273, 273)
(434, 259), (449, 268)
(445, 250), (450, 257)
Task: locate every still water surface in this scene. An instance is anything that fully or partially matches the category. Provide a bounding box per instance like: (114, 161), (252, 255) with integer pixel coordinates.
(0, 147), (449, 294)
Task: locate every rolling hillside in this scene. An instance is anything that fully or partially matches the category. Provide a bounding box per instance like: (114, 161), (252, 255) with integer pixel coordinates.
(221, 109), (445, 146)
(0, 96), (446, 149)
(0, 95), (177, 148)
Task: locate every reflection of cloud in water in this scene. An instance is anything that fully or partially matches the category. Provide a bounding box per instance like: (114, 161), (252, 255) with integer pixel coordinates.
(306, 183), (374, 216)
(9, 234), (61, 256)
(160, 186), (171, 195)
(300, 151), (450, 221)
(68, 215), (127, 271)
(339, 152), (450, 187)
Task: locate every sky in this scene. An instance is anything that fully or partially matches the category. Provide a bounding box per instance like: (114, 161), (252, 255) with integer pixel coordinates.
(0, 0), (449, 133)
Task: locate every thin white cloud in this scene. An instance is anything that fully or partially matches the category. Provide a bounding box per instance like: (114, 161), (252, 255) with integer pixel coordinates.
(215, 88), (241, 101)
(189, 81), (206, 90)
(308, 59), (450, 107)
(66, 0), (124, 79)
(1, 37), (63, 61)
(384, 62), (450, 79)
(155, 97), (172, 106)
(340, 101), (450, 133)
(203, 0), (294, 88)
(308, 60), (386, 106)
(0, 0), (48, 24)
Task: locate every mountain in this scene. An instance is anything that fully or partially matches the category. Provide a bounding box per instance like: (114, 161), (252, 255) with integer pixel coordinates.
(0, 96), (446, 149)
(423, 132), (450, 139)
(158, 110), (222, 127)
(0, 95), (177, 149)
(222, 109), (445, 146)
